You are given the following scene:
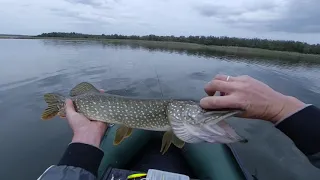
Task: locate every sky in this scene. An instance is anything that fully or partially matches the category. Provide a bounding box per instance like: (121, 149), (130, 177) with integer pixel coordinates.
(1, 0), (320, 44)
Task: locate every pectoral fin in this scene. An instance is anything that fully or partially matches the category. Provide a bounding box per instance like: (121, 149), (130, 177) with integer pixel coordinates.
(125, 128), (133, 138)
(172, 134), (185, 148)
(113, 126), (130, 145)
(160, 131), (185, 154)
(160, 131), (172, 155)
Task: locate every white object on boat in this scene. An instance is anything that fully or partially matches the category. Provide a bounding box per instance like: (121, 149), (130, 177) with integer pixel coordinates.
(146, 169), (190, 180)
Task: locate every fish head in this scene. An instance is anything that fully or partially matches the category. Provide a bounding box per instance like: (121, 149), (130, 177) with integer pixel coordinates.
(167, 100), (246, 144)
(168, 100), (241, 125)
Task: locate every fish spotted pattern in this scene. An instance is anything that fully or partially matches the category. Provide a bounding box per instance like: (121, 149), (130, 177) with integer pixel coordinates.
(41, 82), (246, 154)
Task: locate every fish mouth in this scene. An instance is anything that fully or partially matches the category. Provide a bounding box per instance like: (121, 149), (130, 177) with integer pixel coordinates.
(167, 101), (246, 144)
(169, 109), (245, 144)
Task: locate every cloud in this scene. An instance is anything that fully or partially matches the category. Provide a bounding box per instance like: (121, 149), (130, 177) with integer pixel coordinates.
(49, 7), (114, 24)
(267, 0), (320, 33)
(196, 1), (277, 18)
(65, 0), (117, 9)
(194, 0), (320, 34)
(0, 0), (319, 43)
(66, 0), (102, 7)
(196, 5), (243, 18)
(194, 0), (283, 30)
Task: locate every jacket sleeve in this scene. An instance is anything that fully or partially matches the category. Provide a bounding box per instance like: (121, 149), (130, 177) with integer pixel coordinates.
(276, 105), (320, 168)
(38, 143), (104, 180)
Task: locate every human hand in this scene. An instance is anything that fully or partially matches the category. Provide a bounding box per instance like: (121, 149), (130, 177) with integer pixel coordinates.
(65, 99), (107, 148)
(200, 75), (306, 123)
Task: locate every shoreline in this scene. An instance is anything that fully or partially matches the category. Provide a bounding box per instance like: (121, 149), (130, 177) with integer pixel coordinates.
(1, 36), (320, 63)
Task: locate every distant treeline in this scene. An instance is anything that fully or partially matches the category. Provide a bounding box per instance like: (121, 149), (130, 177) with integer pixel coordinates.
(37, 32), (320, 55)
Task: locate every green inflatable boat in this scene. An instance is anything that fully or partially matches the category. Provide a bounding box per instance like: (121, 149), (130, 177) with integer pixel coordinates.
(97, 125), (252, 180)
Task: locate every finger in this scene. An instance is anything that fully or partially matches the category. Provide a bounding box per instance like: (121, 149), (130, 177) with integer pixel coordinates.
(204, 82), (216, 96)
(205, 75), (235, 96)
(233, 75), (252, 82)
(65, 99), (76, 115)
(214, 74), (235, 82)
(205, 80), (234, 95)
(99, 89), (104, 93)
(200, 96), (242, 109)
(96, 121), (108, 128)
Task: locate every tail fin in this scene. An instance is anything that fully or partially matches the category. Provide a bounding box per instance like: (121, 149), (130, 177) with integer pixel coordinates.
(41, 93), (65, 120)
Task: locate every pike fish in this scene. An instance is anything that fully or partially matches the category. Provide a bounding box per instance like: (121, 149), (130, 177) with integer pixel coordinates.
(42, 82), (246, 154)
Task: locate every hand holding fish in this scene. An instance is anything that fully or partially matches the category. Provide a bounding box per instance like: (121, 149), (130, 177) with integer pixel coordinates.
(200, 75), (306, 123)
(42, 82), (246, 154)
(65, 99), (107, 148)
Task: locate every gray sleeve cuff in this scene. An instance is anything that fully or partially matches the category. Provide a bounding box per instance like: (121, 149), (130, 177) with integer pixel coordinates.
(58, 143), (104, 177)
(37, 165), (96, 180)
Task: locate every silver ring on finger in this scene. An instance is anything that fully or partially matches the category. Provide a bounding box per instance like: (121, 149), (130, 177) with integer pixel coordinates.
(226, 75), (230, 82)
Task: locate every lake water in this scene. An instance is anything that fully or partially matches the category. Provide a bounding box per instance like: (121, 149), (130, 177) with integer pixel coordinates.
(0, 39), (320, 180)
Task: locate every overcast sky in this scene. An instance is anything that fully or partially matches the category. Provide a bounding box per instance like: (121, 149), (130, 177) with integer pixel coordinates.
(1, 0), (319, 44)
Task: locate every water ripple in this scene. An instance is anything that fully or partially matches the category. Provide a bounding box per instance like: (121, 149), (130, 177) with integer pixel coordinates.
(1, 39), (320, 180)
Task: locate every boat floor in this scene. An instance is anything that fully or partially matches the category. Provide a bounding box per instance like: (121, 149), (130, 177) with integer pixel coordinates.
(125, 138), (196, 177)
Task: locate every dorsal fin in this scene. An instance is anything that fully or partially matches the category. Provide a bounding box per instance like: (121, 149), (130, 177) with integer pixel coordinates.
(70, 82), (100, 96)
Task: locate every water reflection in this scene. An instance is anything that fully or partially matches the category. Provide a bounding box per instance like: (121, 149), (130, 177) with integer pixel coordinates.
(103, 42), (320, 67)
(41, 39), (320, 69)
(188, 71), (209, 81)
(0, 39), (319, 180)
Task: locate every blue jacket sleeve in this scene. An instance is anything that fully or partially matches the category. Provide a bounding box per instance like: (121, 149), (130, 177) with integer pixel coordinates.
(276, 105), (320, 168)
